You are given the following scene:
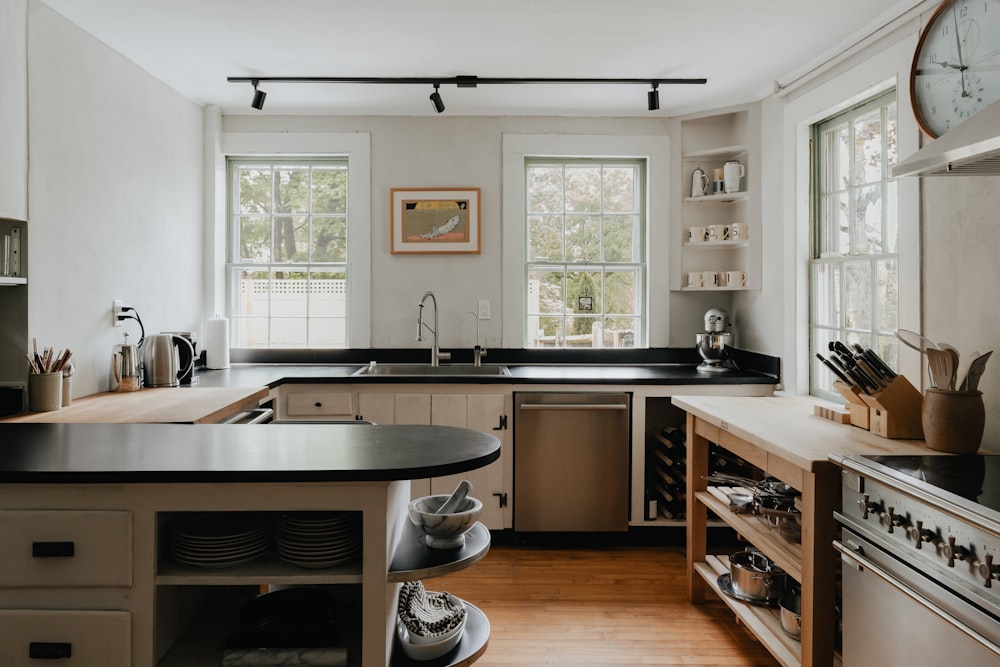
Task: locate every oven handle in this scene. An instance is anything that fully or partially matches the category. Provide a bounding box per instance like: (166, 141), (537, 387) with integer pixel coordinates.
(834, 539), (1000, 659)
(220, 408), (274, 425)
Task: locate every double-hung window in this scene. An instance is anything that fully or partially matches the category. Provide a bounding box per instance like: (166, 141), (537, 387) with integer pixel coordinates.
(523, 158), (646, 348)
(227, 158), (349, 348)
(809, 91), (898, 398)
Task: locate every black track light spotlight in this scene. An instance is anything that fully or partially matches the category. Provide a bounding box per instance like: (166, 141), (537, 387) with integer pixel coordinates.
(251, 79), (267, 110)
(429, 83), (445, 114)
(647, 82), (660, 111)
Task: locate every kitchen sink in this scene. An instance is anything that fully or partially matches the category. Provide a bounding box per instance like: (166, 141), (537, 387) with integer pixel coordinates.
(352, 363), (511, 377)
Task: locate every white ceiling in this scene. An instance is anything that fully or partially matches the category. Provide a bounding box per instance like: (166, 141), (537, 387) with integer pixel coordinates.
(40, 0), (920, 117)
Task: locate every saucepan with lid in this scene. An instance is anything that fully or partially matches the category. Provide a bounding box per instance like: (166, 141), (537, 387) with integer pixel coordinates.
(728, 549), (788, 602)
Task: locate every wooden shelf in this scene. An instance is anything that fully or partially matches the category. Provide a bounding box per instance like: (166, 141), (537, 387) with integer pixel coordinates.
(684, 192), (749, 204)
(694, 555), (801, 667)
(391, 602), (490, 667)
(681, 286), (751, 292)
(683, 240), (750, 249)
(697, 488), (802, 582)
(682, 144), (749, 160)
(0, 276), (25, 286)
(388, 521), (490, 582)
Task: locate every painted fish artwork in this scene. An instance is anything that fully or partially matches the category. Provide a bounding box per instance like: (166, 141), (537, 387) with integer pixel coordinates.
(402, 199), (470, 242)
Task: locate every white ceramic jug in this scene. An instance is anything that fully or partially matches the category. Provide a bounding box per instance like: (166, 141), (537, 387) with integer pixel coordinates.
(723, 161), (745, 193)
(690, 164), (709, 197)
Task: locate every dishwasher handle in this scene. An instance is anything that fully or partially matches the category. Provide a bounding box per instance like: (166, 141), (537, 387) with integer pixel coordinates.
(518, 403), (628, 411)
(221, 407), (274, 424)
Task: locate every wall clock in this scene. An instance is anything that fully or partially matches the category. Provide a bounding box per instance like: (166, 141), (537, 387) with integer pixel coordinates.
(910, 0), (1000, 138)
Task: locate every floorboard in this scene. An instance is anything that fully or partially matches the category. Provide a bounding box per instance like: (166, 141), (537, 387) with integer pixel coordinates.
(432, 539), (782, 667)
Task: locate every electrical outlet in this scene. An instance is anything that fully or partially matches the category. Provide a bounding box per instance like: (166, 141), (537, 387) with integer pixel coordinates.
(478, 299), (491, 320)
(112, 299), (125, 327)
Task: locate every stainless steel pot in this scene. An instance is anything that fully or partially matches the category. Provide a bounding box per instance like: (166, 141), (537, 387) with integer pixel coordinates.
(779, 592), (802, 639)
(142, 334), (195, 388)
(729, 549), (788, 601)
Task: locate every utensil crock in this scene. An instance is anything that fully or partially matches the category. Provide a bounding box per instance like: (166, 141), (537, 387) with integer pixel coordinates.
(921, 389), (985, 453)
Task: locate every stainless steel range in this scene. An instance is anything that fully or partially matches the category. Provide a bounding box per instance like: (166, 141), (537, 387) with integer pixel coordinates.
(832, 453), (1000, 665)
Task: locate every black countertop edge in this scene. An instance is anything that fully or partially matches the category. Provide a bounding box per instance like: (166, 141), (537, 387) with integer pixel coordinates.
(0, 423), (501, 484)
(229, 345), (779, 376)
(199, 347), (778, 389)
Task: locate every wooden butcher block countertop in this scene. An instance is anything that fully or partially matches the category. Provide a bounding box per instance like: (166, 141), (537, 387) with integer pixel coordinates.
(0, 386), (269, 424)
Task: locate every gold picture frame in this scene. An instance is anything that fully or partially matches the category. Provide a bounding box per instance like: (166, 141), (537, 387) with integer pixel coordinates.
(390, 188), (481, 254)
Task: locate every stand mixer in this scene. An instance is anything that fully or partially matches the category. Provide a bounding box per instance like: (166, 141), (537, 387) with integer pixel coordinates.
(696, 308), (733, 372)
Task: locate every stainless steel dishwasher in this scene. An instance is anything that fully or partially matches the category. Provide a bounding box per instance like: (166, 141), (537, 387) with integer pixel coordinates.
(513, 392), (630, 532)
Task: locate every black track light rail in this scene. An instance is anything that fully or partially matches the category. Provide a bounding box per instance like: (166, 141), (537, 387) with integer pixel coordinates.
(228, 75), (707, 86)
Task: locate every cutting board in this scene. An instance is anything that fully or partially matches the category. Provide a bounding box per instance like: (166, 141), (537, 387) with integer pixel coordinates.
(0, 386), (269, 424)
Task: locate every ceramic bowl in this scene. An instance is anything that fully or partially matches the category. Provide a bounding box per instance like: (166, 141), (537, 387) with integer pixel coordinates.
(407, 494), (483, 549)
(396, 615), (465, 660)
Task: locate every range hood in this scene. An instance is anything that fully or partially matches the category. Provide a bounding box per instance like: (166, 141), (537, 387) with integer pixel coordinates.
(892, 98), (1000, 177)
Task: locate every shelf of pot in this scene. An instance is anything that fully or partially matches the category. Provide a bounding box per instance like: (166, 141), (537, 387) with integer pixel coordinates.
(694, 555), (801, 667)
(684, 192), (750, 204)
(697, 487), (802, 582)
(681, 144), (749, 161)
(684, 240), (750, 249)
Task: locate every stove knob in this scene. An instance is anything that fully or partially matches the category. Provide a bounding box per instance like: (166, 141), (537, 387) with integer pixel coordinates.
(974, 554), (996, 588)
(879, 507), (906, 534)
(906, 520), (935, 550)
(943, 536), (969, 567)
(858, 494), (877, 519)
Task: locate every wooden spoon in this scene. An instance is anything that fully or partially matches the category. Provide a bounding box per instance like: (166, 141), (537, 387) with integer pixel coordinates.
(926, 348), (954, 390)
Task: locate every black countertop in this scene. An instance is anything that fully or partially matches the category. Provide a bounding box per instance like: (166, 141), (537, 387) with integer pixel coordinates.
(189, 347), (779, 389)
(0, 423), (500, 484)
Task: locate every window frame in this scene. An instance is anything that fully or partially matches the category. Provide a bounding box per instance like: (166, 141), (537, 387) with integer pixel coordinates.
(808, 90), (898, 400)
(501, 134), (671, 349)
(522, 156), (647, 348)
(219, 131), (371, 351)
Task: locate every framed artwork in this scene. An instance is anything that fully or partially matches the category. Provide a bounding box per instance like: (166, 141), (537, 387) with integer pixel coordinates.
(390, 188), (481, 254)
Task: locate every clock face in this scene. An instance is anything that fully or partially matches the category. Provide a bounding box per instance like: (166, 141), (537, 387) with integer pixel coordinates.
(910, 0), (1000, 138)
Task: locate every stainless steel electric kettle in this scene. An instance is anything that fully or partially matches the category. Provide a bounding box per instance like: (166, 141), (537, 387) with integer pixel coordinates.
(142, 334), (195, 388)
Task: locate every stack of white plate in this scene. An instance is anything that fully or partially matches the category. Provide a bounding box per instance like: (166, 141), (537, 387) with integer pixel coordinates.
(275, 512), (362, 569)
(169, 512), (273, 568)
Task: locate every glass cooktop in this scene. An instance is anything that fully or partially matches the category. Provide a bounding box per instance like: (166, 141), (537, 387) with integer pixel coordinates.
(862, 454), (1000, 516)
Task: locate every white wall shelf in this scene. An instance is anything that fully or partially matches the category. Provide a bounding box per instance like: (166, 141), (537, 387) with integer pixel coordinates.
(0, 277), (26, 286)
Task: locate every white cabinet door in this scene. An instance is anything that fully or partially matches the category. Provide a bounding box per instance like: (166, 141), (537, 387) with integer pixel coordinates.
(0, 0), (27, 221)
(357, 392), (395, 425)
(430, 393), (506, 530)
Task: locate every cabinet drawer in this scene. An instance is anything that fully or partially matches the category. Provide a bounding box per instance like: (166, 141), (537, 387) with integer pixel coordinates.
(0, 511), (131, 587)
(0, 610), (130, 666)
(286, 392), (354, 417)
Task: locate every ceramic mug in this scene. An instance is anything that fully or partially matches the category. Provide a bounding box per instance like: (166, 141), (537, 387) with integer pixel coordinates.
(688, 226), (707, 243)
(724, 270), (747, 288)
(708, 224), (730, 241)
(730, 223), (749, 240)
(701, 271), (719, 288)
(687, 272), (704, 288)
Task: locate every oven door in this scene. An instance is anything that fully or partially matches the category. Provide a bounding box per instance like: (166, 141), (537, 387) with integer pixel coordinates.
(835, 527), (1000, 666)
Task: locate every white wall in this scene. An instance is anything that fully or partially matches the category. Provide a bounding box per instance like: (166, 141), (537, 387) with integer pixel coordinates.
(27, 1), (204, 397)
(221, 115), (682, 350)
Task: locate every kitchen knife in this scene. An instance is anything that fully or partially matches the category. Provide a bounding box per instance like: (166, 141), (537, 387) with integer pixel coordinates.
(864, 348), (897, 379)
(816, 353), (852, 385)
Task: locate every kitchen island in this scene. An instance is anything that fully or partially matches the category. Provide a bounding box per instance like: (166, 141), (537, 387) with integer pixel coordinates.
(0, 421), (500, 667)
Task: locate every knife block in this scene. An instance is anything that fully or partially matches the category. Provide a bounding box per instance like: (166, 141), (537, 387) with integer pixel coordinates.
(832, 381), (870, 429)
(859, 375), (924, 440)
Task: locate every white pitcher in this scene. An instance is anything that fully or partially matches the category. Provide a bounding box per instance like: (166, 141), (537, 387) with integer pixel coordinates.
(690, 164), (709, 197)
(723, 161), (745, 193)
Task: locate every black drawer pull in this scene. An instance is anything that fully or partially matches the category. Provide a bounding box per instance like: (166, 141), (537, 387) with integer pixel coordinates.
(29, 642), (72, 659)
(31, 541), (75, 558)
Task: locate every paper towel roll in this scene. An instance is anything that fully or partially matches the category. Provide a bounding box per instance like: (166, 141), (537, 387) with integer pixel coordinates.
(205, 315), (230, 369)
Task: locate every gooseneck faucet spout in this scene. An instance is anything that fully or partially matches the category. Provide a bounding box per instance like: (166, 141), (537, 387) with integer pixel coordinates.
(417, 291), (451, 366)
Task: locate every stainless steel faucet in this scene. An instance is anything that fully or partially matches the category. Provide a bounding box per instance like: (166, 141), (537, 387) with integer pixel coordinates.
(468, 311), (487, 367)
(417, 291), (451, 366)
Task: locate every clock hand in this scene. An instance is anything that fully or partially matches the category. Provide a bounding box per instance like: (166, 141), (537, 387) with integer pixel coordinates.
(931, 59), (967, 71)
(952, 5), (971, 97)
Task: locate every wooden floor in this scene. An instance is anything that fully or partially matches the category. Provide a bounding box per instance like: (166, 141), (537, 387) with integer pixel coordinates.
(433, 540), (781, 667)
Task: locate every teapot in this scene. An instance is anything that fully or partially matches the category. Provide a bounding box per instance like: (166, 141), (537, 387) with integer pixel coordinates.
(111, 331), (141, 392)
(142, 333), (195, 388)
(690, 164), (709, 197)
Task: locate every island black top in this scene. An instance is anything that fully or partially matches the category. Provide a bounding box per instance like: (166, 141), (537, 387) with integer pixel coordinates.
(0, 423), (501, 484)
